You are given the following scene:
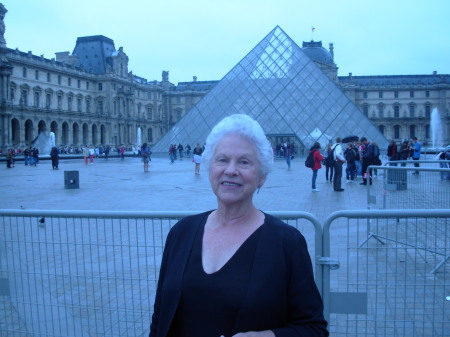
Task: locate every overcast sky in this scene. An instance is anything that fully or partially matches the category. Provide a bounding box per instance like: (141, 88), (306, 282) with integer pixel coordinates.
(3, 0), (449, 84)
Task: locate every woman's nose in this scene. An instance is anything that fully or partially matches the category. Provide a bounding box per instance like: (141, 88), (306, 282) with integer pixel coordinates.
(224, 161), (238, 175)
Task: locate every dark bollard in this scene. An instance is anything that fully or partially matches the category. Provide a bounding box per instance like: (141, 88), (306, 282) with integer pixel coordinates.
(64, 170), (80, 189)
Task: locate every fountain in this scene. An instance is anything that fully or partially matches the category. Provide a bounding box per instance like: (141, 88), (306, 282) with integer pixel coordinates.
(430, 108), (443, 149)
(31, 131), (55, 155)
(137, 127), (142, 147)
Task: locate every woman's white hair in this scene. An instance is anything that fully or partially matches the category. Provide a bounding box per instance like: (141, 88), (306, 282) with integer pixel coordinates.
(202, 114), (274, 175)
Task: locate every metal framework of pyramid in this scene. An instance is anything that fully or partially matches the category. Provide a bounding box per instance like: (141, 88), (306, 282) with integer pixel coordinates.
(153, 26), (388, 153)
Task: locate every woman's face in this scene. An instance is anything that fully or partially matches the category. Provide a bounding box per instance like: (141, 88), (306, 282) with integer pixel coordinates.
(209, 134), (266, 206)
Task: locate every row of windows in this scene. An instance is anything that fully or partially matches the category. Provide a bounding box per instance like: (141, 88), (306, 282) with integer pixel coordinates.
(13, 87), (104, 114)
(363, 90), (430, 99)
(21, 67), (106, 91)
(13, 86), (167, 121)
(362, 103), (433, 118)
(22, 68), (169, 102)
(378, 124), (434, 140)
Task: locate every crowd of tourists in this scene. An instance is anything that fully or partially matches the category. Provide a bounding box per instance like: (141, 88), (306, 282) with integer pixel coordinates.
(304, 136), (450, 192)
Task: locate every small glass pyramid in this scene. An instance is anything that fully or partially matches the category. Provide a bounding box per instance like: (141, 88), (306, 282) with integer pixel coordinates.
(153, 26), (388, 153)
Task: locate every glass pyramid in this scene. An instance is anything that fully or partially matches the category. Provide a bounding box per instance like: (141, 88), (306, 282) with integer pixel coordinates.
(153, 26), (388, 153)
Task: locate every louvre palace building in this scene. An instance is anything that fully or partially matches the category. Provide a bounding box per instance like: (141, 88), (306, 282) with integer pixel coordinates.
(0, 3), (448, 154)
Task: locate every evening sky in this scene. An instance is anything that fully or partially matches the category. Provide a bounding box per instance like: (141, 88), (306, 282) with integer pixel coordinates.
(2, 0), (449, 84)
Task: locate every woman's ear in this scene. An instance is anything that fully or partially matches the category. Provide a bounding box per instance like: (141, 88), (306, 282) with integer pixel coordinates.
(259, 174), (267, 188)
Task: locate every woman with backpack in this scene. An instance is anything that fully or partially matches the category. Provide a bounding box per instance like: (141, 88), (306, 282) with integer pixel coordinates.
(310, 142), (324, 192)
(324, 144), (334, 183)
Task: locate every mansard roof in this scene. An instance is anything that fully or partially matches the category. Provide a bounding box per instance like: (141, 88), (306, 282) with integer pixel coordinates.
(339, 74), (450, 87)
(174, 80), (219, 92)
(72, 35), (116, 74)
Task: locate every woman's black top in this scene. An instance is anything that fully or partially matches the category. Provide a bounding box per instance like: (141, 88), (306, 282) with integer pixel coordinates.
(167, 219), (263, 337)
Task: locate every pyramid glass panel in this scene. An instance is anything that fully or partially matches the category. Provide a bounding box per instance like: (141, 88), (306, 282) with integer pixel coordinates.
(153, 26), (388, 153)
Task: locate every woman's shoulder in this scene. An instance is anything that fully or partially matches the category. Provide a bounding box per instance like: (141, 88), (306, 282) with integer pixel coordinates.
(170, 211), (211, 234)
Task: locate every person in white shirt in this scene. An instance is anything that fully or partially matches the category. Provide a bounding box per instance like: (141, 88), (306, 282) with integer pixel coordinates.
(332, 137), (346, 191)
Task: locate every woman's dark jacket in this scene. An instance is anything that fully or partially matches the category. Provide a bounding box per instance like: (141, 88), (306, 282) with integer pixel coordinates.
(150, 212), (328, 337)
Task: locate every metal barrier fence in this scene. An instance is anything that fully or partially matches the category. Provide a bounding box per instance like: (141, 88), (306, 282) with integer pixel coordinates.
(367, 160), (450, 209)
(1, 209), (449, 337)
(0, 210), (321, 337)
(322, 209), (450, 337)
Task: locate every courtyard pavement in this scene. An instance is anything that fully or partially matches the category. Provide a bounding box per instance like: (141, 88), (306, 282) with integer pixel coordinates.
(1, 154), (449, 337)
(0, 153), (370, 222)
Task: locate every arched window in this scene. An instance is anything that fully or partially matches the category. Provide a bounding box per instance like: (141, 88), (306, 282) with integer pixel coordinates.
(378, 104), (384, 118)
(67, 93), (74, 112)
(393, 103), (400, 118)
(425, 124), (430, 140)
(175, 108), (183, 121)
(43, 89), (52, 109)
(394, 125), (401, 139)
(409, 125), (416, 139)
(86, 96), (91, 113)
(409, 104), (416, 118)
(147, 105), (153, 120)
(362, 104), (369, 117)
(148, 128), (153, 143)
(425, 103), (431, 118)
(378, 125), (385, 135)
(57, 91), (64, 110)
(10, 82), (16, 103)
(76, 94), (83, 112)
(20, 84), (30, 106)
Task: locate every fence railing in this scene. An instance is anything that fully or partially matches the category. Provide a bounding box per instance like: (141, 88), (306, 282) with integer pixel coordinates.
(1, 209), (449, 337)
(366, 162), (450, 209)
(322, 209), (450, 337)
(0, 210), (322, 337)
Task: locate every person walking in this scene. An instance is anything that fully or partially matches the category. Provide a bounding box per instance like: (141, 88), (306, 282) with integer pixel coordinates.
(141, 142), (151, 173)
(104, 145), (110, 160)
(398, 140), (410, 166)
(5, 148), (13, 168)
(169, 144), (175, 163)
(360, 137), (374, 185)
(412, 137), (421, 174)
(185, 144), (191, 157)
(193, 142), (203, 174)
(24, 147), (31, 166)
(83, 146), (89, 165)
(50, 146), (59, 169)
(387, 140), (398, 164)
(31, 147), (39, 166)
(332, 137), (345, 191)
(310, 142), (324, 191)
(89, 146), (95, 164)
(119, 145), (125, 161)
(285, 142), (293, 170)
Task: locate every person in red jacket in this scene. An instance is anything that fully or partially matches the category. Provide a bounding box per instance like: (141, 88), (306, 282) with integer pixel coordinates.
(310, 142), (324, 192)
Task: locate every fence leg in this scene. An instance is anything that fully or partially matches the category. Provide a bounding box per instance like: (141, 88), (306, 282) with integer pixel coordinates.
(430, 254), (450, 274)
(359, 232), (386, 248)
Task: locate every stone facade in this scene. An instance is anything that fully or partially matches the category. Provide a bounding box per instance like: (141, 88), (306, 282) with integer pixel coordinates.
(0, 28), (211, 152)
(0, 4), (448, 153)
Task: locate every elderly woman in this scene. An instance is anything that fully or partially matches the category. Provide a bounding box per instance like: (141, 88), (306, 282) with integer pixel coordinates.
(150, 114), (328, 337)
